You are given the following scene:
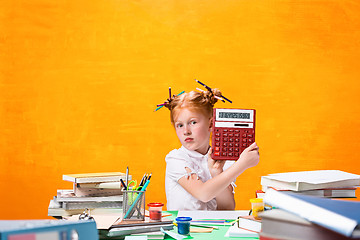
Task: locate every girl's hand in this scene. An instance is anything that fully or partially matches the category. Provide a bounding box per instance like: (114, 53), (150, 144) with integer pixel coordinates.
(238, 142), (260, 169)
(207, 148), (226, 177)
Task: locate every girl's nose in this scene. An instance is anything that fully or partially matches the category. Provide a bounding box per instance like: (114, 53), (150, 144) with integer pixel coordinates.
(183, 125), (191, 135)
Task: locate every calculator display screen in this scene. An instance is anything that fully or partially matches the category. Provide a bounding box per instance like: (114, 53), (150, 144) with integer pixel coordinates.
(219, 112), (251, 120)
(215, 109), (254, 122)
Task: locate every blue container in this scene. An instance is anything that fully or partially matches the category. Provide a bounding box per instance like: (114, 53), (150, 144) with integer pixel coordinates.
(175, 217), (192, 235)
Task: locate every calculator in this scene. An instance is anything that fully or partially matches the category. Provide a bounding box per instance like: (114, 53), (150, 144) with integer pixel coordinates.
(211, 108), (256, 160)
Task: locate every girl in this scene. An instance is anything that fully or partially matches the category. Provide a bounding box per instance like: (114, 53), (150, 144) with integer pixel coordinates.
(162, 87), (260, 210)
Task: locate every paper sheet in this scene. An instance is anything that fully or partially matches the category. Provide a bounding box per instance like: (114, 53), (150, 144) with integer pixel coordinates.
(177, 210), (248, 220)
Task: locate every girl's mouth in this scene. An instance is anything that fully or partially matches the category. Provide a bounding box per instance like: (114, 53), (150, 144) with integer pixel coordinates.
(185, 138), (194, 142)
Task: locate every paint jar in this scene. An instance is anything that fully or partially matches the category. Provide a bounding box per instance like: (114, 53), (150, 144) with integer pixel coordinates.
(175, 217), (192, 235)
(250, 198), (264, 220)
(147, 202), (164, 221)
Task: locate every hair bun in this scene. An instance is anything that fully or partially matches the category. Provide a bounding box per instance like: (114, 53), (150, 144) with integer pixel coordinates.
(204, 88), (222, 107)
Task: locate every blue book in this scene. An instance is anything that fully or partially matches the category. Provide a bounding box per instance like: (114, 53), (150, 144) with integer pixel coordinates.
(0, 220), (98, 240)
(264, 188), (360, 238)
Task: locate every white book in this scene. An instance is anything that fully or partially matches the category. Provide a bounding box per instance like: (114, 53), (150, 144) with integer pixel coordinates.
(261, 170), (360, 191)
(63, 172), (129, 184)
(224, 224), (259, 238)
(57, 195), (123, 202)
(264, 188), (360, 238)
(237, 216), (262, 232)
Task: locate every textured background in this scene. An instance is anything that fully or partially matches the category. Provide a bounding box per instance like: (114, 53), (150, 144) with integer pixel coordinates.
(1, 0), (360, 219)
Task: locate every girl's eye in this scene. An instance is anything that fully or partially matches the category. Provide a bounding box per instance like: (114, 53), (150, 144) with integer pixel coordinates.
(190, 121), (197, 125)
(176, 123), (183, 128)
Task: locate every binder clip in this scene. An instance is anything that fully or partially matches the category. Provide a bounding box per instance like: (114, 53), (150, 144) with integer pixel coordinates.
(79, 208), (94, 221)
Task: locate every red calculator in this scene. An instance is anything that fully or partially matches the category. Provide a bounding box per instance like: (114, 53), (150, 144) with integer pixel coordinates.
(211, 108), (256, 160)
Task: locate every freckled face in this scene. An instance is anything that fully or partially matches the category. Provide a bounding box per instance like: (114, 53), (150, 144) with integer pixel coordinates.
(173, 108), (212, 155)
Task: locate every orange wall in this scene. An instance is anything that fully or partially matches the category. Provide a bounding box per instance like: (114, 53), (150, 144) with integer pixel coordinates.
(1, 0), (360, 219)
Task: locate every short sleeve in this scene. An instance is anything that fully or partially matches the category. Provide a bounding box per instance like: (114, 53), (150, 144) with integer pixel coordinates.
(165, 150), (194, 182)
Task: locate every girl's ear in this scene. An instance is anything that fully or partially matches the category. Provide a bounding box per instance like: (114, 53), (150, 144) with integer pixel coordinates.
(209, 117), (213, 130)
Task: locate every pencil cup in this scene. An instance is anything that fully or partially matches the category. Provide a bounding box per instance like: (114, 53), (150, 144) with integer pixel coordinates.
(122, 190), (146, 220)
(175, 217), (192, 235)
(147, 202), (164, 221)
(250, 198), (264, 220)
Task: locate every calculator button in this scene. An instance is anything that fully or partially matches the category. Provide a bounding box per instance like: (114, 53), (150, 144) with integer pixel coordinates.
(223, 133), (228, 137)
(235, 133), (239, 137)
(235, 143), (239, 147)
(215, 133), (220, 137)
(248, 139), (253, 143)
(215, 137), (220, 142)
(223, 137), (228, 142)
(229, 138), (233, 142)
(235, 148), (239, 152)
(242, 134), (247, 138)
(223, 129), (228, 132)
(235, 153), (239, 157)
(223, 143), (228, 147)
(242, 143), (247, 147)
(242, 138), (247, 142)
(222, 152), (227, 156)
(214, 152), (220, 156)
(229, 153), (233, 157)
(222, 147), (227, 152)
(229, 148), (233, 152)
(215, 142), (220, 146)
(248, 134), (253, 138)
(215, 147), (220, 151)
(229, 129), (234, 132)
(229, 133), (233, 137)
(235, 138), (240, 142)
(229, 143), (234, 147)
(235, 129), (240, 133)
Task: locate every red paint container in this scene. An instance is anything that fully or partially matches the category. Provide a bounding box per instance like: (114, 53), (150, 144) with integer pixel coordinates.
(147, 202), (164, 221)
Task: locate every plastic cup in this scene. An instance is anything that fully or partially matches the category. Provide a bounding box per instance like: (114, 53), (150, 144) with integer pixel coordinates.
(175, 217), (192, 235)
(147, 202), (164, 221)
(250, 198), (264, 220)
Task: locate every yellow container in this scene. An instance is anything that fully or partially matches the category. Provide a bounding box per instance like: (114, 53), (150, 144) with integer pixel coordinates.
(250, 198), (264, 220)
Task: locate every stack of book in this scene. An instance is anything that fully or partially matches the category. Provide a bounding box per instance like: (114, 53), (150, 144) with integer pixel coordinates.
(260, 188), (360, 240)
(258, 170), (360, 199)
(98, 218), (174, 239)
(48, 172), (130, 218)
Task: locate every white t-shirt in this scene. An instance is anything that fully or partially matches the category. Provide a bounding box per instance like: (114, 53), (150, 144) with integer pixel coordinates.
(165, 146), (234, 211)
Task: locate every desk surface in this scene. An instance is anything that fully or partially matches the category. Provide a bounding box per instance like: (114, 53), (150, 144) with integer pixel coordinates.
(165, 211), (258, 240)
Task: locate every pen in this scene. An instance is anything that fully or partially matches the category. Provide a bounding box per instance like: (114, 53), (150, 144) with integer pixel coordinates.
(139, 173), (147, 186)
(125, 167), (129, 189)
(190, 223), (219, 230)
(147, 173), (152, 181)
(120, 179), (127, 190)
